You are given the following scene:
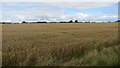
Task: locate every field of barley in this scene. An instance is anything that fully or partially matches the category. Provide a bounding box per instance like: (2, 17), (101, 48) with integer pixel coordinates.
(2, 23), (119, 66)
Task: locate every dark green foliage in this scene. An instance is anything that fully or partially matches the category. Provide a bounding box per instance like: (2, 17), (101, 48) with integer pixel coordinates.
(75, 20), (78, 23)
(69, 20), (73, 23)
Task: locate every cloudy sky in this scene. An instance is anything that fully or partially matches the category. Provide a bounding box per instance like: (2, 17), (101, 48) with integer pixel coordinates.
(1, 2), (118, 22)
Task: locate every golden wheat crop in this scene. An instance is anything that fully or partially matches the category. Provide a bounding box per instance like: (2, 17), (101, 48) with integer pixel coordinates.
(2, 23), (119, 66)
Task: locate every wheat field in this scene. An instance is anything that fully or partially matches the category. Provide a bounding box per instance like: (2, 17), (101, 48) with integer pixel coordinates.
(2, 23), (119, 66)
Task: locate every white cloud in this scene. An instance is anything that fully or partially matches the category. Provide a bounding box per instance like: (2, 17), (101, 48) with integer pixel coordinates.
(1, 2), (118, 22)
(2, 2), (116, 10)
(16, 15), (26, 20)
(2, 0), (119, 2)
(2, 10), (118, 22)
(76, 13), (90, 18)
(100, 15), (118, 19)
(1, 12), (118, 22)
(46, 2), (116, 10)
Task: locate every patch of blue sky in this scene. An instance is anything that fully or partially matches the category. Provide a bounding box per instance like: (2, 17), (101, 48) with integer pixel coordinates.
(63, 3), (117, 15)
(2, 3), (26, 10)
(63, 9), (77, 14)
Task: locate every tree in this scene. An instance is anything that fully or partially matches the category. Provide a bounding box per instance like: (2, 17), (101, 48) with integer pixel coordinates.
(85, 21), (90, 23)
(69, 20), (73, 23)
(37, 21), (47, 23)
(78, 22), (82, 23)
(2, 22), (5, 24)
(117, 20), (120, 22)
(75, 20), (78, 23)
(22, 21), (26, 23)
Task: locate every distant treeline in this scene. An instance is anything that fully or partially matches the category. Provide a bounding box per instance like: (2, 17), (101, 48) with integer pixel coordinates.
(21, 20), (96, 24)
(1, 20), (120, 24)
